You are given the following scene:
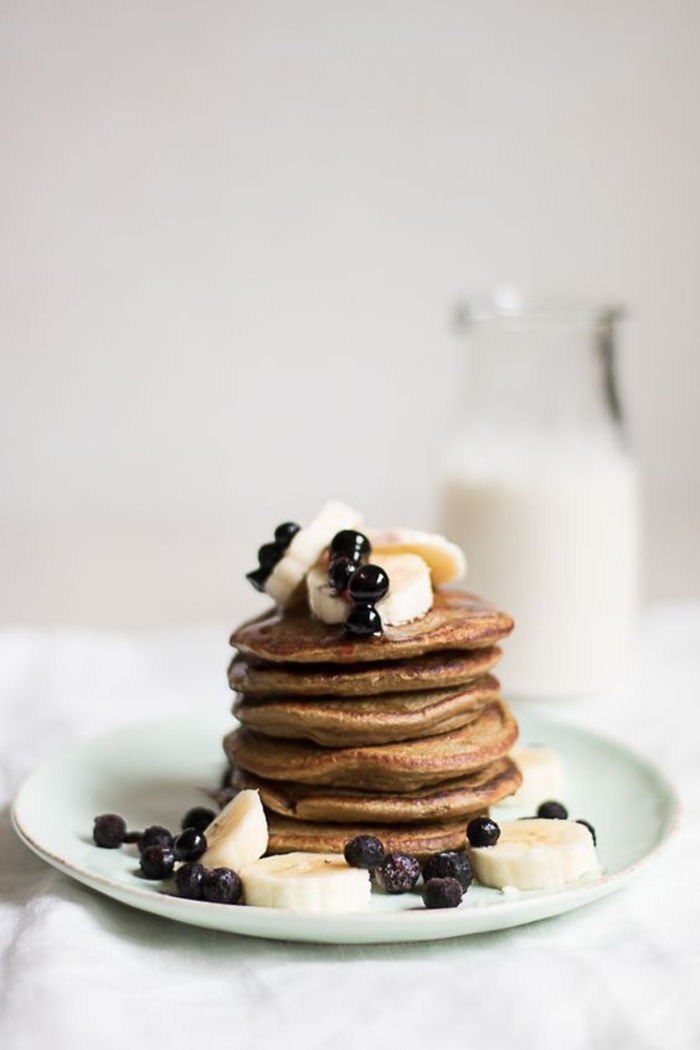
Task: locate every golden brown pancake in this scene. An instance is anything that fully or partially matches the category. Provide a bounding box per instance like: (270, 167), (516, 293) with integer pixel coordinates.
(228, 646), (502, 698)
(232, 675), (500, 747)
(230, 589), (513, 665)
(225, 699), (518, 791)
(234, 757), (520, 823)
(266, 813), (471, 860)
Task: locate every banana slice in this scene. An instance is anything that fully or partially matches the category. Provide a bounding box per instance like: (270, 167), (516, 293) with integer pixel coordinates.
(498, 746), (565, 809)
(468, 819), (599, 891)
(307, 552), (433, 626)
(241, 852), (371, 912)
(366, 528), (466, 586)
(199, 790), (268, 871)
(266, 501), (363, 606)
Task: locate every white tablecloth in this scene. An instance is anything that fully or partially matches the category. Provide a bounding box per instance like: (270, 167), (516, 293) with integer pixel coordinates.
(1, 606), (699, 1050)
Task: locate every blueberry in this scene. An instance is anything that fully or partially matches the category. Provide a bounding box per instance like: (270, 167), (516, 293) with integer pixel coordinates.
(92, 813), (126, 849)
(174, 828), (207, 862)
(274, 522), (300, 546)
(138, 825), (174, 853)
(348, 564), (390, 604)
(537, 800), (569, 820)
(346, 603), (383, 637)
(175, 862), (206, 900)
(123, 830), (142, 845)
(328, 556), (358, 593)
(202, 867), (242, 904)
(374, 851), (421, 894)
(181, 806), (216, 833)
(423, 877), (464, 910)
(467, 816), (500, 848)
(139, 844), (175, 879)
(422, 850), (472, 891)
(344, 834), (385, 870)
(330, 530), (371, 561)
(576, 819), (597, 845)
(245, 567), (268, 591)
(258, 541), (284, 572)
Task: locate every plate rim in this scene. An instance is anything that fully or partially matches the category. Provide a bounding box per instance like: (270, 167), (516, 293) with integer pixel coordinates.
(11, 711), (681, 939)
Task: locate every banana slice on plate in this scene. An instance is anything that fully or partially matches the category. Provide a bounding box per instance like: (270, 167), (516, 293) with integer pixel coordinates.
(468, 819), (599, 891)
(498, 746), (566, 809)
(266, 501), (363, 606)
(307, 552), (433, 626)
(366, 528), (466, 586)
(199, 790), (268, 871)
(241, 852), (371, 912)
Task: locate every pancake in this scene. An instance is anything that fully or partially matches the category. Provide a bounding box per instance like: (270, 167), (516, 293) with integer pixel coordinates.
(232, 674), (501, 746)
(233, 757), (521, 823)
(225, 699), (519, 791)
(266, 813), (472, 860)
(230, 589), (513, 665)
(228, 646), (502, 698)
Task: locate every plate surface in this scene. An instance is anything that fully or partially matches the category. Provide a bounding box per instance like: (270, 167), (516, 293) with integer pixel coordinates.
(12, 707), (678, 944)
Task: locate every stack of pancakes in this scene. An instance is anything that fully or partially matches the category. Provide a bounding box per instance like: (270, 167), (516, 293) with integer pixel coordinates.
(225, 590), (521, 858)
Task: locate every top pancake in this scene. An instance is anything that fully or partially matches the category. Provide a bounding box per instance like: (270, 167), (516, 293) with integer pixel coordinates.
(228, 645), (502, 698)
(230, 589), (513, 665)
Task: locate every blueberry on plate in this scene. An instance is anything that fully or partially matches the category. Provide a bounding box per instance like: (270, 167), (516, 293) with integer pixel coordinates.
(422, 850), (472, 891)
(181, 806), (216, 833)
(202, 867), (242, 905)
(330, 529), (371, 561)
(345, 603), (382, 637)
(92, 813), (126, 849)
(576, 819), (597, 845)
(348, 564), (390, 604)
(138, 825), (174, 853)
(423, 877), (464, 910)
(139, 844), (175, 880)
(344, 834), (385, 870)
(467, 816), (501, 848)
(175, 862), (206, 900)
(374, 852), (421, 894)
(537, 800), (569, 820)
(173, 828), (207, 862)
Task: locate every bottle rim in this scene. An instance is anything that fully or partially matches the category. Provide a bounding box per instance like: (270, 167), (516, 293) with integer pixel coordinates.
(454, 286), (626, 329)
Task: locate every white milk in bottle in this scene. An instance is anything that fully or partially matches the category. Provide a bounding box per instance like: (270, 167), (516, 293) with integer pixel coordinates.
(441, 292), (640, 699)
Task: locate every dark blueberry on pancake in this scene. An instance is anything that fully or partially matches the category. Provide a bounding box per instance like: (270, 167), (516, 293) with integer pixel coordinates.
(423, 877), (464, 909)
(274, 522), (300, 545)
(245, 567), (268, 592)
(422, 850), (472, 891)
(175, 862), (206, 900)
(202, 868), (242, 905)
(92, 813), (126, 849)
(537, 800), (568, 820)
(139, 844), (175, 880)
(348, 564), (390, 604)
(576, 819), (596, 844)
(258, 541), (285, 572)
(345, 603), (382, 637)
(328, 556), (357, 593)
(374, 851), (421, 894)
(173, 828), (207, 862)
(181, 806), (216, 833)
(330, 529), (371, 560)
(344, 835), (386, 870)
(467, 816), (500, 848)
(138, 825), (174, 853)
(123, 830), (142, 845)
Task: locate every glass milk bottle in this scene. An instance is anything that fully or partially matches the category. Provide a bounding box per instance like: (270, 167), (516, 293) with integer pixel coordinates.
(441, 290), (640, 699)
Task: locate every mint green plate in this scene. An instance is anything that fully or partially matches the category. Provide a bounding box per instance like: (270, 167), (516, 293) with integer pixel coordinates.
(12, 708), (678, 944)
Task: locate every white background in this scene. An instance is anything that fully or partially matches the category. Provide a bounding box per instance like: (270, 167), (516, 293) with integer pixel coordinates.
(2, 0), (699, 628)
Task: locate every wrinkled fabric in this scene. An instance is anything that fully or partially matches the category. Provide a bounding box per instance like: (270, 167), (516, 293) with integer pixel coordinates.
(1, 608), (698, 1050)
